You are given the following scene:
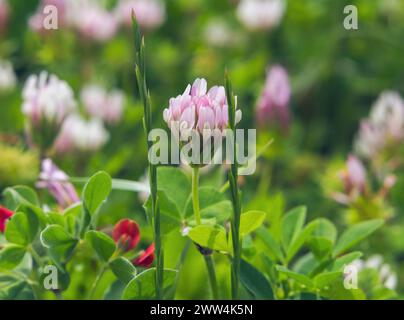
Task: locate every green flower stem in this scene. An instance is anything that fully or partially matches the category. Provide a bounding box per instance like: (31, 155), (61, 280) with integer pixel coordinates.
(203, 255), (219, 300)
(192, 167), (201, 225)
(132, 14), (163, 299)
(192, 166), (219, 299)
(87, 265), (107, 300)
(225, 72), (242, 300)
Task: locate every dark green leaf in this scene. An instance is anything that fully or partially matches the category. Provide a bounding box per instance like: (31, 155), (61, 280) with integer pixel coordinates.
(85, 231), (116, 262)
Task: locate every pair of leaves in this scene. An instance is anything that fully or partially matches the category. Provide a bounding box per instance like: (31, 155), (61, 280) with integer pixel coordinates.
(187, 211), (266, 253)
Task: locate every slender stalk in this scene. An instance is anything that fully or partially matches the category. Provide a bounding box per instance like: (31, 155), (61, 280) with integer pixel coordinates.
(203, 255), (219, 300)
(87, 265), (107, 300)
(132, 12), (163, 299)
(225, 72), (242, 300)
(192, 167), (219, 299)
(192, 167), (201, 225)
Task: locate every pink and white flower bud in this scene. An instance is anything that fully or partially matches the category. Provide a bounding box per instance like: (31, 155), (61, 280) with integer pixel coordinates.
(36, 158), (79, 208)
(115, 0), (165, 31)
(54, 114), (109, 153)
(237, 0), (286, 31)
(81, 84), (125, 124)
(256, 65), (291, 128)
(163, 78), (241, 137)
(22, 72), (76, 128)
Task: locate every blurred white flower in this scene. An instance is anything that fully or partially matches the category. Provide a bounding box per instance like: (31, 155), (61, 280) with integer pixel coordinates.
(0, 60), (16, 92)
(22, 71), (76, 127)
(355, 91), (404, 159)
(67, 0), (118, 42)
(350, 254), (397, 290)
(115, 0), (165, 31)
(54, 114), (109, 153)
(204, 20), (238, 47)
(237, 0), (286, 31)
(81, 84), (125, 124)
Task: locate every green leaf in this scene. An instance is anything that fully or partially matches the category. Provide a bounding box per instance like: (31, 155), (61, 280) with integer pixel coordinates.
(276, 265), (314, 289)
(239, 211), (266, 237)
(187, 225), (228, 252)
(85, 231), (116, 262)
(157, 167), (191, 215)
(285, 220), (317, 262)
(330, 252), (363, 272)
(47, 212), (65, 227)
(255, 227), (284, 263)
(318, 274), (366, 300)
(313, 271), (342, 289)
(5, 211), (39, 246)
(281, 206), (306, 251)
(0, 245), (26, 269)
(40, 225), (78, 268)
(144, 190), (182, 235)
(3, 186), (39, 210)
(308, 218), (337, 259)
(240, 259), (274, 299)
(82, 171), (112, 215)
(184, 187), (232, 222)
(333, 219), (384, 256)
(110, 257), (137, 283)
(0, 278), (33, 300)
(122, 268), (177, 300)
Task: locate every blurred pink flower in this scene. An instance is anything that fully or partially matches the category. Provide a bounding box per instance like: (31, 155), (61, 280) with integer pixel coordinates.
(22, 71), (76, 128)
(237, 0), (285, 31)
(0, 0), (9, 34)
(37, 158), (79, 208)
(81, 85), (125, 124)
(115, 0), (165, 31)
(163, 78), (241, 137)
(344, 155), (367, 194)
(54, 114), (109, 153)
(68, 0), (118, 42)
(256, 65), (291, 128)
(29, 0), (67, 33)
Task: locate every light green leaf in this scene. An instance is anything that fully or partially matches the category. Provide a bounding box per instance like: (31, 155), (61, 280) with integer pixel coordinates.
(5, 211), (39, 246)
(333, 219), (384, 256)
(281, 206), (306, 251)
(240, 211), (266, 237)
(286, 220), (317, 262)
(3, 186), (39, 210)
(85, 231), (116, 262)
(82, 171), (112, 215)
(255, 227), (284, 263)
(0, 245), (26, 269)
(330, 252), (363, 272)
(187, 225), (228, 252)
(110, 257), (137, 284)
(276, 265), (314, 289)
(40, 225), (78, 268)
(122, 268), (177, 300)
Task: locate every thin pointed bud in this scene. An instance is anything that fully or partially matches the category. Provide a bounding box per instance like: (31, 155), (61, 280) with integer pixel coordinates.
(132, 9), (142, 54)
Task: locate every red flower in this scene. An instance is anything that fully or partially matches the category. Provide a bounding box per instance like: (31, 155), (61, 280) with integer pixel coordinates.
(133, 243), (155, 268)
(112, 219), (140, 252)
(0, 206), (13, 233)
